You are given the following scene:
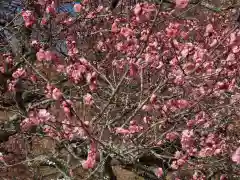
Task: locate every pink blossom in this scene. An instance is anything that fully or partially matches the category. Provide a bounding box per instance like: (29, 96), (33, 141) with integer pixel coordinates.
(12, 68), (26, 79)
(86, 72), (97, 91)
(180, 31), (188, 39)
(45, 84), (62, 100)
(209, 39), (218, 47)
(74, 4), (83, 12)
(134, 3), (155, 22)
(174, 151), (183, 159)
(63, 17), (74, 26)
(142, 104), (153, 112)
(8, 80), (17, 91)
(134, 4), (142, 16)
(175, 0), (189, 9)
(41, 17), (48, 25)
(120, 27), (134, 38)
(176, 99), (189, 109)
(86, 12), (95, 19)
(150, 94), (157, 104)
(115, 127), (130, 135)
(204, 24), (214, 36)
(232, 46), (240, 53)
(193, 47), (206, 63)
(38, 109), (53, 122)
(66, 63), (86, 83)
(192, 171), (206, 180)
(111, 22), (118, 33)
(79, 57), (89, 66)
(45, 50), (57, 61)
(156, 140), (163, 146)
(0, 67), (4, 73)
(166, 132), (179, 142)
(129, 125), (143, 133)
(22, 10), (35, 27)
(84, 93), (94, 106)
(229, 32), (237, 45)
(46, 2), (56, 14)
(166, 23), (180, 38)
(174, 75), (185, 85)
(115, 124), (143, 135)
(36, 49), (46, 61)
(52, 88), (62, 100)
(231, 147), (240, 164)
(4, 54), (13, 63)
(181, 129), (196, 155)
(226, 53), (235, 61)
(171, 161), (179, 169)
(21, 109), (54, 131)
(82, 142), (97, 169)
(181, 47), (190, 58)
(199, 147), (214, 157)
(177, 158), (186, 166)
(155, 167), (163, 178)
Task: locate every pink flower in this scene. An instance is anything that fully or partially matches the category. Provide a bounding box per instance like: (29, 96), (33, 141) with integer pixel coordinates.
(142, 104), (153, 112)
(232, 46), (240, 53)
(155, 167), (163, 178)
(8, 80), (17, 91)
(46, 5), (56, 14)
(181, 129), (196, 155)
(229, 32), (237, 45)
(204, 24), (214, 36)
(134, 4), (142, 15)
(22, 10), (35, 27)
(209, 39), (218, 47)
(166, 23), (180, 38)
(38, 109), (53, 122)
(231, 147), (240, 164)
(176, 99), (189, 109)
(111, 22), (118, 33)
(166, 132), (179, 142)
(52, 88), (62, 100)
(115, 127), (130, 135)
(36, 49), (46, 61)
(129, 125), (143, 133)
(45, 84), (62, 100)
(74, 4), (83, 12)
(45, 50), (57, 61)
(0, 67), (4, 73)
(174, 151), (183, 159)
(82, 142), (97, 169)
(150, 94), (157, 104)
(181, 47), (190, 58)
(63, 17), (74, 26)
(177, 158), (186, 166)
(175, 0), (189, 9)
(84, 93), (94, 106)
(41, 17), (48, 25)
(21, 109), (54, 131)
(120, 27), (134, 38)
(12, 68), (26, 79)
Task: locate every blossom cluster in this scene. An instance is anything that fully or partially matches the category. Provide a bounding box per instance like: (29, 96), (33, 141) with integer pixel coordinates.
(1, 0), (239, 179)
